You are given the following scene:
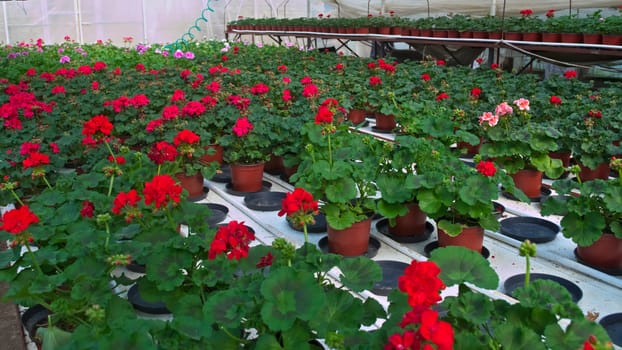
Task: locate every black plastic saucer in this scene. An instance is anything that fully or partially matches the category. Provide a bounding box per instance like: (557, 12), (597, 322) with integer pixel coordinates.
(244, 191), (287, 211)
(126, 261), (146, 274)
(599, 313), (622, 346)
(211, 164), (231, 183)
(503, 273), (583, 303)
(186, 186), (209, 202)
(493, 201), (505, 219)
(287, 212), (327, 233)
(573, 249), (622, 276)
(127, 284), (171, 315)
(203, 203), (229, 227)
(424, 241), (490, 259)
(371, 260), (410, 296)
(225, 181), (272, 196)
(502, 186), (551, 203)
(371, 126), (398, 134)
(375, 218), (434, 243)
(318, 236), (380, 258)
(499, 216), (560, 243)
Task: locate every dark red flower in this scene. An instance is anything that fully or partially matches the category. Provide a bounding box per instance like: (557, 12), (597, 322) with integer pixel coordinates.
(421, 73), (430, 81)
(0, 206), (39, 234)
(282, 89), (292, 102)
(171, 89), (185, 102)
(300, 76), (313, 85)
(436, 59), (446, 66)
(161, 105), (180, 120)
(277, 65), (288, 73)
(520, 9), (533, 16)
(418, 309), (454, 350)
(146, 118), (164, 133)
(302, 84), (319, 99)
(278, 188), (319, 226)
(80, 200), (95, 218)
(588, 109), (602, 118)
(93, 61), (107, 71)
(384, 330), (417, 350)
(51, 85), (65, 94)
(130, 94), (150, 108)
(256, 252), (274, 268)
(251, 83), (270, 95)
(436, 92), (449, 101)
(398, 260), (445, 308)
(314, 105), (334, 124)
(135, 63), (146, 72)
(476, 160), (496, 176)
(111, 189), (142, 222)
(19, 142), (40, 155)
(470, 87), (482, 97)
(181, 101), (206, 117)
(108, 155), (126, 165)
(148, 141), (178, 165)
(335, 63), (344, 70)
(143, 174), (182, 209)
(546, 9), (555, 18)
(91, 81), (99, 90)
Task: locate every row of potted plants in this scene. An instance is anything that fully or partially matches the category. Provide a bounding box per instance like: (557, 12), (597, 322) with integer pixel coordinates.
(0, 36), (619, 347)
(228, 9), (622, 43)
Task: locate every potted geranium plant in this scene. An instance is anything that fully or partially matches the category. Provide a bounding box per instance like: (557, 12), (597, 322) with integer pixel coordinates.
(410, 148), (525, 252)
(479, 97), (564, 199)
(541, 157), (622, 272)
(292, 98), (383, 256)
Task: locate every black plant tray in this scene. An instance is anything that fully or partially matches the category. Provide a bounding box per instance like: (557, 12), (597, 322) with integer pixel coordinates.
(21, 304), (51, 336)
(287, 212), (327, 233)
(493, 201), (505, 219)
(375, 218), (433, 243)
(502, 186), (551, 203)
(127, 284), (171, 315)
(203, 203), (229, 227)
(186, 186), (209, 202)
(225, 181), (272, 196)
(600, 313), (622, 347)
(244, 191), (287, 211)
(371, 260), (410, 296)
(424, 241), (490, 259)
(499, 216), (560, 243)
(318, 236), (380, 258)
(503, 273), (582, 303)
(211, 164), (231, 183)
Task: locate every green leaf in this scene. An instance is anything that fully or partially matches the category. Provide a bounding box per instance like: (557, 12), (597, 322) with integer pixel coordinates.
(560, 212), (606, 247)
(429, 246), (499, 289)
(38, 326), (73, 350)
(203, 289), (251, 329)
(446, 291), (494, 325)
(494, 323), (546, 350)
(338, 256), (382, 292)
(260, 267), (325, 331)
(544, 318), (611, 350)
(325, 177), (357, 203)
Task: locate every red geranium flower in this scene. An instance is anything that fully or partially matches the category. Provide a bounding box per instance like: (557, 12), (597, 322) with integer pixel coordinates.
(476, 160), (496, 176)
(369, 76), (382, 86)
(550, 95), (562, 105)
(82, 115), (113, 143)
(19, 142), (40, 155)
(251, 83), (270, 95)
(111, 189), (142, 222)
(436, 92), (449, 101)
(563, 70), (577, 79)
(181, 101), (206, 117)
(80, 200), (95, 218)
(278, 188), (319, 227)
(421, 73), (431, 81)
(0, 205), (39, 234)
(384, 330), (417, 350)
(148, 141), (178, 165)
(22, 151), (50, 169)
(256, 252), (274, 268)
(398, 260), (445, 308)
(232, 117), (253, 137)
(173, 129), (200, 146)
(171, 89), (185, 102)
(208, 220), (255, 260)
(470, 87), (482, 97)
(143, 174), (182, 210)
(108, 155), (126, 165)
(302, 84), (319, 99)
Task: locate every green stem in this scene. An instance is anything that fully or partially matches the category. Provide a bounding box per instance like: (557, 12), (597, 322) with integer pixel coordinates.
(25, 243), (44, 276)
(220, 326), (248, 344)
(104, 222), (110, 252)
(10, 190), (24, 207)
(167, 211), (179, 234)
(157, 164), (161, 176)
(303, 223), (308, 244)
(42, 175), (53, 190)
(107, 174), (115, 197)
(524, 254), (531, 289)
(327, 132), (333, 168)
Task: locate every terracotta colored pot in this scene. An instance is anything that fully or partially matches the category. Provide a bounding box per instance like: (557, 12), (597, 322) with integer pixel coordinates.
(458, 31), (473, 38)
(602, 34), (622, 46)
(355, 27), (369, 34)
(431, 29), (448, 38)
(264, 154), (284, 175)
(549, 151), (571, 168)
(511, 169), (543, 198)
(390, 27), (402, 35)
(488, 32), (502, 40)
(419, 29), (432, 37)
(541, 32), (561, 42)
(582, 33), (602, 44)
(576, 234), (622, 271)
(504, 32), (522, 41)
(578, 162), (610, 181)
(175, 172), (204, 198)
(388, 202), (428, 236)
(521, 32), (541, 42)
(438, 225), (484, 253)
(230, 162), (265, 192)
(327, 217), (372, 256)
(445, 30), (459, 38)
(560, 32), (582, 43)
(347, 109), (367, 124)
(200, 144), (224, 165)
(376, 27), (391, 35)
(374, 113), (396, 131)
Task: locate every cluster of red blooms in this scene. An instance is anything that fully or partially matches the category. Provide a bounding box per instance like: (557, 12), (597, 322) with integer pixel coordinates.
(546, 9), (556, 18)
(103, 94), (150, 113)
(475, 160), (497, 177)
(250, 83), (270, 95)
(300, 76), (319, 99)
(1, 82), (54, 130)
(520, 8), (534, 16)
(314, 98), (345, 125)
(0, 205), (39, 246)
(385, 260), (454, 350)
(563, 70), (578, 79)
(112, 174), (182, 221)
(277, 188), (319, 227)
(550, 95), (562, 105)
(587, 109), (602, 119)
(232, 117), (253, 137)
(148, 141), (178, 165)
(82, 115), (113, 145)
(208, 220), (255, 260)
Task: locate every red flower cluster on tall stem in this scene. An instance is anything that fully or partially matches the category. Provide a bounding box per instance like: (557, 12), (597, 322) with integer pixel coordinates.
(385, 260), (454, 350)
(143, 174), (182, 210)
(82, 115), (113, 144)
(476, 160), (497, 177)
(208, 220), (255, 260)
(233, 117), (253, 137)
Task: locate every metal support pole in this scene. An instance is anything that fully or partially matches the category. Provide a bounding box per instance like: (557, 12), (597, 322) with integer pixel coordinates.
(3, 2), (9, 44)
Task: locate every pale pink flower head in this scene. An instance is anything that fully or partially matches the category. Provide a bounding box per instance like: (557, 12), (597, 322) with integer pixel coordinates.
(479, 111), (499, 127)
(495, 102), (513, 116)
(513, 98), (530, 111)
